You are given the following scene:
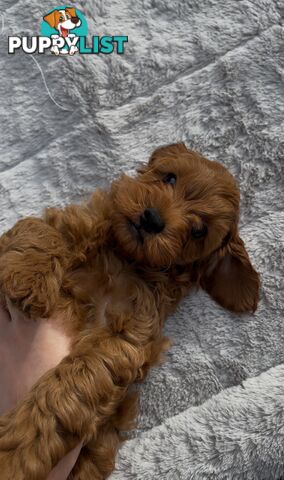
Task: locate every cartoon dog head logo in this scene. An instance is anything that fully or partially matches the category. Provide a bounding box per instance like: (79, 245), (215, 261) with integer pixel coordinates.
(43, 8), (81, 38)
(41, 6), (87, 55)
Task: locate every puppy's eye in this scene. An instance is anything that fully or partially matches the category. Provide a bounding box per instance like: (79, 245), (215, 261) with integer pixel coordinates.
(163, 173), (176, 185)
(60, 16), (64, 21)
(66, 14), (71, 19)
(191, 224), (208, 239)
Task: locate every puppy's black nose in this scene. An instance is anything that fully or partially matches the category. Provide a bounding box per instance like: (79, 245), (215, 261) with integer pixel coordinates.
(140, 208), (165, 234)
(71, 16), (79, 24)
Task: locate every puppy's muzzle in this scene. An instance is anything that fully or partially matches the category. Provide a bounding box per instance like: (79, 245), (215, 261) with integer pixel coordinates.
(140, 208), (165, 234)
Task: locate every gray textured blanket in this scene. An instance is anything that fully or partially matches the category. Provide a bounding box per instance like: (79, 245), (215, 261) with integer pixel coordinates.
(0, 0), (283, 478)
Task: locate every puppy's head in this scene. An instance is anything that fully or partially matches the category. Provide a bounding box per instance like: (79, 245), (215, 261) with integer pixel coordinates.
(111, 143), (239, 265)
(111, 143), (259, 313)
(43, 8), (81, 36)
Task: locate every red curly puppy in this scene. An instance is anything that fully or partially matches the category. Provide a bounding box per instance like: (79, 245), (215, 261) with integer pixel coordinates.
(0, 143), (259, 479)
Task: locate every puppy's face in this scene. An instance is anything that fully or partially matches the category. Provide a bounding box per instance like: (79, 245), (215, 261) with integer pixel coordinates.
(43, 8), (81, 37)
(111, 143), (239, 267)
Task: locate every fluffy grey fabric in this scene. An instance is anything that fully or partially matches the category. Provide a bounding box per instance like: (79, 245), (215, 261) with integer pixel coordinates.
(0, 0), (283, 478)
(111, 365), (284, 480)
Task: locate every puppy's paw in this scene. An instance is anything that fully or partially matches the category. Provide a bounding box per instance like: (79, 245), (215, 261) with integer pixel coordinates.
(69, 45), (78, 55)
(0, 218), (69, 318)
(51, 46), (60, 55)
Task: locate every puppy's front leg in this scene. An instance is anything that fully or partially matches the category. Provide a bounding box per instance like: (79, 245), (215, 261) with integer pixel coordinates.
(0, 217), (69, 319)
(0, 325), (147, 480)
(0, 199), (111, 319)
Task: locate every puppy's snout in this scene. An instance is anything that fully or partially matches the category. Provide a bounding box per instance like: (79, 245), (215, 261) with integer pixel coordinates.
(71, 16), (79, 24)
(140, 208), (165, 234)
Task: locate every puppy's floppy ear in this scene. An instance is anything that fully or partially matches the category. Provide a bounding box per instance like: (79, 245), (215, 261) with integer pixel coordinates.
(200, 233), (260, 313)
(43, 11), (57, 28)
(148, 142), (188, 165)
(149, 142), (188, 164)
(137, 143), (188, 174)
(66, 7), (77, 17)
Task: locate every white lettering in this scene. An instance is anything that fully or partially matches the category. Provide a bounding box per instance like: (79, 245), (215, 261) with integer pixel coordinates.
(65, 36), (79, 48)
(8, 36), (22, 54)
(22, 36), (38, 54)
(38, 37), (52, 53)
(51, 36), (65, 49)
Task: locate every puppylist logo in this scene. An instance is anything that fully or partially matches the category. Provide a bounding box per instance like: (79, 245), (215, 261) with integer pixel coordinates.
(8, 6), (128, 56)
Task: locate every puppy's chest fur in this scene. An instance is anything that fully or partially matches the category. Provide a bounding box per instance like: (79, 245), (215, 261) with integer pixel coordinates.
(65, 252), (193, 335)
(67, 257), (159, 329)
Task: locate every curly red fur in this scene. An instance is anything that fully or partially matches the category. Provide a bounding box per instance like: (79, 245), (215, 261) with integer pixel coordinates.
(0, 143), (260, 479)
